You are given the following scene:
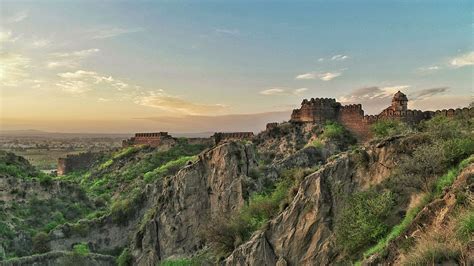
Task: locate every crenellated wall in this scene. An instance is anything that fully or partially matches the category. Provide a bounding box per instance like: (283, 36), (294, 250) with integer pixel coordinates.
(57, 152), (103, 176)
(213, 132), (255, 144)
(122, 132), (177, 148)
(290, 98), (341, 123)
(290, 92), (473, 141)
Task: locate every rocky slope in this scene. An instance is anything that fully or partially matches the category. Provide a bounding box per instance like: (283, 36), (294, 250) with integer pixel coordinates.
(224, 137), (407, 265)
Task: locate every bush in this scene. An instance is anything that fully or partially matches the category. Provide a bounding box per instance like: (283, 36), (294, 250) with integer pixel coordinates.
(456, 211), (474, 242)
(73, 243), (90, 256)
(203, 177), (295, 256)
(335, 190), (395, 254)
(110, 188), (145, 224)
(32, 232), (50, 254)
(306, 139), (324, 149)
(117, 248), (132, 266)
(370, 120), (410, 138)
(321, 122), (357, 146)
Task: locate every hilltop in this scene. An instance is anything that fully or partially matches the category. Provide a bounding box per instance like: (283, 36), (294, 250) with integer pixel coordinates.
(0, 92), (473, 266)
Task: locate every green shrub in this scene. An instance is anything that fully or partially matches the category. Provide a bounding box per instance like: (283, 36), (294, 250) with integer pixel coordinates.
(370, 120), (410, 138)
(144, 156), (196, 183)
(306, 139), (324, 149)
(32, 232), (50, 254)
(110, 188), (145, 224)
(456, 211), (474, 242)
(335, 190), (395, 254)
(321, 122), (357, 145)
(117, 248), (132, 266)
(72, 243), (90, 256)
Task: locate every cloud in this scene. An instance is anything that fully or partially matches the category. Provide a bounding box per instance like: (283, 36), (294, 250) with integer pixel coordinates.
(260, 88), (286, 95)
(0, 30), (21, 45)
(57, 70), (130, 93)
(260, 87), (308, 96)
(408, 95), (473, 111)
(417, 65), (440, 72)
(338, 85), (410, 114)
(331, 54), (349, 61)
(411, 87), (448, 100)
(215, 28), (240, 35)
(47, 48), (100, 69)
(88, 27), (144, 39)
(58, 70), (97, 79)
(450, 51), (474, 68)
(135, 91), (228, 115)
(32, 39), (51, 48)
(5, 11), (28, 23)
(0, 52), (30, 86)
(296, 71), (341, 81)
(56, 80), (90, 94)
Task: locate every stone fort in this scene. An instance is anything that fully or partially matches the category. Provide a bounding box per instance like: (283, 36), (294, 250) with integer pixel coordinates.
(289, 91), (473, 140)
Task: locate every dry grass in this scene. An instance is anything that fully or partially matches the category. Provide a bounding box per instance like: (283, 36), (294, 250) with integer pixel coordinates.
(400, 209), (472, 265)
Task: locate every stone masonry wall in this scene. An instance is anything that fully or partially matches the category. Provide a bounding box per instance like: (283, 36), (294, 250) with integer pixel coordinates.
(57, 152), (103, 176)
(290, 93), (474, 141)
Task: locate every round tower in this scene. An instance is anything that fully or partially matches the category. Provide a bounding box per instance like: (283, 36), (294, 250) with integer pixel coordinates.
(391, 91), (408, 111)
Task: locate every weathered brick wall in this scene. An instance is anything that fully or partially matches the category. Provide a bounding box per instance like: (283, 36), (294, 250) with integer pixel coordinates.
(122, 132), (177, 148)
(289, 93), (474, 141)
(290, 98), (341, 123)
(57, 152), (103, 176)
(213, 132), (254, 144)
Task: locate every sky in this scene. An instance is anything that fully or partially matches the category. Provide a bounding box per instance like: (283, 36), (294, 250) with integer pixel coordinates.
(1, 0), (473, 133)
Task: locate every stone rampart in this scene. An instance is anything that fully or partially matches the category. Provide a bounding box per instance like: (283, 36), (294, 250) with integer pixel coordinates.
(57, 152), (103, 176)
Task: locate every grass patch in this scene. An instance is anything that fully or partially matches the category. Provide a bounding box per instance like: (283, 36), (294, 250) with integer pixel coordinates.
(72, 243), (90, 256)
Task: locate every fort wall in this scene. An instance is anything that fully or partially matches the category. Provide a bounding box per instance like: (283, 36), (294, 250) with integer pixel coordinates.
(213, 132), (254, 144)
(290, 91), (473, 141)
(57, 152), (103, 176)
(122, 132), (177, 149)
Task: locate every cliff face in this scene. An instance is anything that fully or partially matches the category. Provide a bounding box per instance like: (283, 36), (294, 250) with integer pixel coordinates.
(224, 137), (412, 265)
(132, 141), (258, 265)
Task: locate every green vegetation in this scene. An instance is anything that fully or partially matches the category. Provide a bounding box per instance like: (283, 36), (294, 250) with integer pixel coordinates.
(305, 139), (323, 149)
(456, 210), (474, 242)
(72, 243), (90, 256)
(321, 121), (357, 146)
(362, 155), (473, 259)
(143, 155), (196, 183)
(203, 167), (317, 256)
(370, 119), (411, 138)
(117, 248), (132, 266)
(32, 232), (50, 254)
(335, 190), (395, 254)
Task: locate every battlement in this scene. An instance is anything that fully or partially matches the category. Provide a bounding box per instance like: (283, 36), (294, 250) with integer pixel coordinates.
(301, 98), (339, 106)
(122, 132), (177, 149)
(213, 132), (254, 144)
(266, 122), (279, 131)
(291, 91), (473, 140)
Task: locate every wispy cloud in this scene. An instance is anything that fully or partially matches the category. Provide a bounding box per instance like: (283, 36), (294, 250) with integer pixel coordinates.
(57, 70), (129, 92)
(5, 11), (28, 23)
(260, 87), (308, 96)
(0, 30), (21, 45)
(0, 52), (30, 86)
(32, 39), (51, 48)
(338, 85), (410, 114)
(295, 71), (341, 81)
(450, 51), (474, 68)
(331, 54), (349, 61)
(417, 65), (440, 73)
(135, 91), (228, 115)
(47, 48), (100, 69)
(411, 87), (448, 100)
(88, 27), (144, 39)
(215, 28), (240, 36)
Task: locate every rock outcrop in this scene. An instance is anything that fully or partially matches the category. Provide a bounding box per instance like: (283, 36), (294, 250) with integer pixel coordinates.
(224, 137), (412, 265)
(131, 141), (258, 265)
